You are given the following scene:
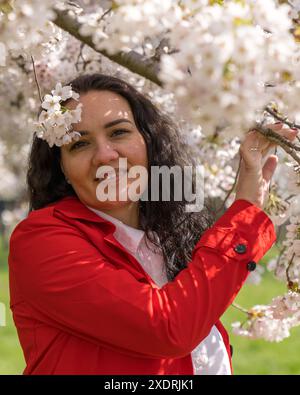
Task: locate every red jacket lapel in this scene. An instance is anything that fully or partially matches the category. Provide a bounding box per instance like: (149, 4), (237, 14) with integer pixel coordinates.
(51, 196), (157, 285)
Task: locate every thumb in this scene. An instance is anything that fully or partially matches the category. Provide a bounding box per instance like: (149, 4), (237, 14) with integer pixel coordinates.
(262, 155), (278, 183)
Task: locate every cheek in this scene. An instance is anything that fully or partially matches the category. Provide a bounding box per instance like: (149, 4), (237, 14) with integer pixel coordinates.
(63, 155), (90, 182)
(127, 138), (148, 167)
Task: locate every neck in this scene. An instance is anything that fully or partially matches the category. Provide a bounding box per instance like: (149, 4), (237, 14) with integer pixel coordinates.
(95, 202), (140, 229)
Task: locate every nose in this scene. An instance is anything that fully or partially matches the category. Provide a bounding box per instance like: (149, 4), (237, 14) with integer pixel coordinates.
(92, 140), (119, 167)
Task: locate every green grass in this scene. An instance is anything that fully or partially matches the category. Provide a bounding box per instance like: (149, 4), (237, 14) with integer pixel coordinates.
(1, 242), (299, 375)
(0, 243), (25, 374)
(222, 246), (300, 375)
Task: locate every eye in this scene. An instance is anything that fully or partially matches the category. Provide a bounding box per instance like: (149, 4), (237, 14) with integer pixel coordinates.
(111, 129), (129, 137)
(70, 140), (89, 150)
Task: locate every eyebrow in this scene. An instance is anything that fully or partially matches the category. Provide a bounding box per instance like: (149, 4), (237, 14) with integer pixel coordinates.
(76, 119), (133, 136)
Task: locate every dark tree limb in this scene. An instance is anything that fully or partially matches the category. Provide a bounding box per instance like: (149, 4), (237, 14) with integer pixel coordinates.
(254, 124), (300, 165)
(53, 8), (163, 87)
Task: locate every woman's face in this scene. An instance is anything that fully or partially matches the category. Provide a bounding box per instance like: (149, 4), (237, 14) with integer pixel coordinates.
(60, 89), (148, 210)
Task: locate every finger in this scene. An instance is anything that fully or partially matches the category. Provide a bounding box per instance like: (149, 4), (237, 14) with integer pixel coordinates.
(241, 127), (298, 164)
(265, 122), (284, 131)
(285, 129), (298, 141)
(255, 127), (298, 159)
(274, 127), (298, 140)
(262, 155), (278, 183)
(261, 128), (298, 156)
(251, 124), (298, 143)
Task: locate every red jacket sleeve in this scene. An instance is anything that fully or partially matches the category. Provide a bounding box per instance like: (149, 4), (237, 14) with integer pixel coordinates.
(8, 199), (276, 359)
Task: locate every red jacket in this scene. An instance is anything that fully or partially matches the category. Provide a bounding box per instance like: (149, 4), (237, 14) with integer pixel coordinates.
(8, 196), (276, 375)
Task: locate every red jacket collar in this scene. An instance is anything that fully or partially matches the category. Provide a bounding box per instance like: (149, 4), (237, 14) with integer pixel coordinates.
(50, 195), (151, 280)
(51, 195), (117, 231)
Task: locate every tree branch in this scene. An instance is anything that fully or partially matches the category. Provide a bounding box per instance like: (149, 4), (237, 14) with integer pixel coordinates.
(265, 106), (300, 144)
(253, 124), (300, 165)
(265, 105), (300, 130)
(216, 156), (242, 215)
(30, 55), (43, 104)
(231, 302), (249, 315)
(53, 8), (163, 87)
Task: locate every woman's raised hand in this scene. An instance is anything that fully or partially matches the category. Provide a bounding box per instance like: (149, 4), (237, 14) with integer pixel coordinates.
(234, 123), (298, 210)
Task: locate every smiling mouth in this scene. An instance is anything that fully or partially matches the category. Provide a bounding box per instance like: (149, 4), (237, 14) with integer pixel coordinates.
(94, 170), (128, 182)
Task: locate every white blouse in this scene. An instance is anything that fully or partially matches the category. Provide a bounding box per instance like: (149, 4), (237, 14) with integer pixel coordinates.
(86, 205), (232, 375)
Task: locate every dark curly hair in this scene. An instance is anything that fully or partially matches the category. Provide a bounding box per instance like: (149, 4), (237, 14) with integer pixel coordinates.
(27, 73), (215, 281)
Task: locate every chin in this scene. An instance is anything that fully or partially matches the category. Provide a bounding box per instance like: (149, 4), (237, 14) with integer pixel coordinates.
(95, 182), (140, 202)
(92, 198), (134, 210)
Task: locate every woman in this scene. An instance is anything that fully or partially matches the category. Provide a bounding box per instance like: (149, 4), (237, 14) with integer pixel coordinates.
(8, 73), (297, 375)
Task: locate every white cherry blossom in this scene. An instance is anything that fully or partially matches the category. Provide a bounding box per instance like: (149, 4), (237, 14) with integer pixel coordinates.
(51, 83), (74, 101)
(41, 94), (61, 113)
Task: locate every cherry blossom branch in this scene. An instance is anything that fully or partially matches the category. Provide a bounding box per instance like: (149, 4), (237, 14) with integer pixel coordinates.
(216, 157), (242, 215)
(231, 302), (249, 315)
(53, 8), (163, 87)
(286, 253), (295, 285)
(75, 42), (85, 71)
(265, 106), (300, 132)
(253, 124), (300, 165)
(265, 107), (300, 144)
(286, 253), (300, 293)
(255, 122), (300, 151)
(30, 55), (43, 104)
(53, 7), (300, 169)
